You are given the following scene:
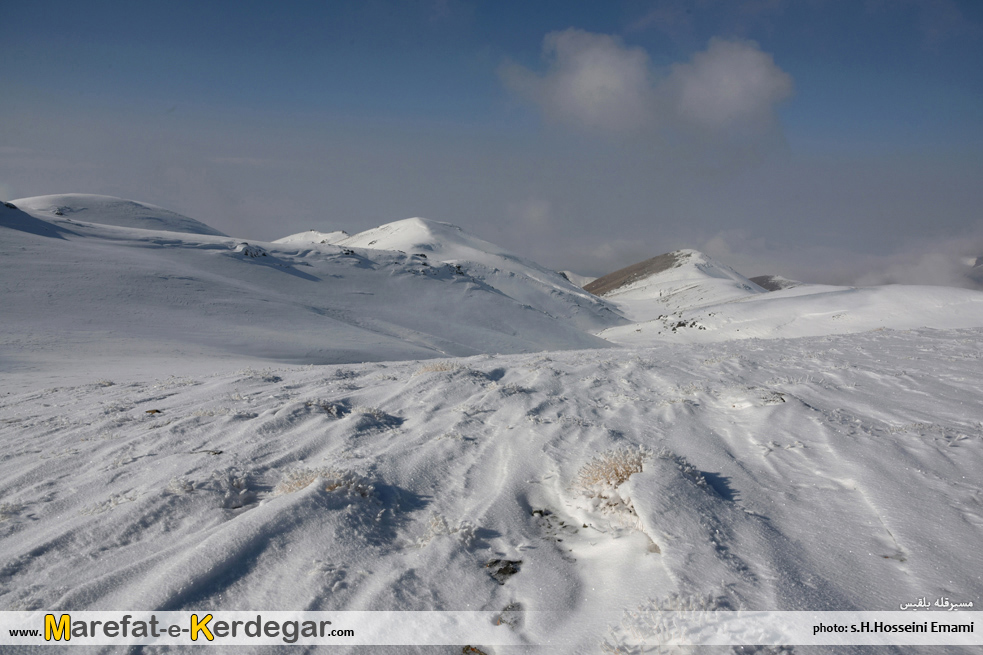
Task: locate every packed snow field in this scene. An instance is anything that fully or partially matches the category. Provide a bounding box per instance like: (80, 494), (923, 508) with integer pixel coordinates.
(2, 195), (983, 653)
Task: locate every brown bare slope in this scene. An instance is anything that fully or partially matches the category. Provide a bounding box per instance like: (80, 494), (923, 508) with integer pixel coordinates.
(749, 275), (801, 292)
(584, 252), (684, 296)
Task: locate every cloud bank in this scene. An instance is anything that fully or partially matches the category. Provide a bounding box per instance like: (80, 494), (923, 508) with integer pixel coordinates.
(667, 37), (793, 133)
(500, 30), (792, 139)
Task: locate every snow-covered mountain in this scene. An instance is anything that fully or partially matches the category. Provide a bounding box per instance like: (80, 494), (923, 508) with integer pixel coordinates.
(578, 248), (983, 345)
(3, 195), (983, 653)
(585, 249), (766, 321)
(1, 198), (620, 388)
(602, 280), (983, 345)
(279, 217), (619, 334)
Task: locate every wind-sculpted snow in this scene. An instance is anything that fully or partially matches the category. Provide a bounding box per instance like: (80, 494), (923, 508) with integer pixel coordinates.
(2, 329), (982, 653)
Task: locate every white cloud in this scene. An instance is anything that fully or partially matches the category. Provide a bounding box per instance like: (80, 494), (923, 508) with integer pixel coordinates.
(667, 37), (793, 131)
(501, 30), (793, 139)
(698, 225), (983, 290)
(854, 248), (983, 289)
(500, 30), (657, 133)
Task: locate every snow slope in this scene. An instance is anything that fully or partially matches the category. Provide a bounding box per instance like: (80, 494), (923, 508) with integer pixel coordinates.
(12, 194), (228, 237)
(602, 283), (983, 346)
(559, 270), (597, 288)
(580, 249), (983, 346)
(585, 249), (766, 322)
(286, 217), (622, 332)
(1, 330), (981, 654)
(0, 202), (620, 390)
(273, 229), (350, 246)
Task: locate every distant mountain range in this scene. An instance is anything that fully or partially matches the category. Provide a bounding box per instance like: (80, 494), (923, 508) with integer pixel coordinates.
(3, 194), (983, 380)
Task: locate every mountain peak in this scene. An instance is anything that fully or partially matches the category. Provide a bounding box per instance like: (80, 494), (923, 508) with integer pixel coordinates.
(336, 217), (473, 254)
(584, 249), (765, 318)
(585, 250), (694, 296)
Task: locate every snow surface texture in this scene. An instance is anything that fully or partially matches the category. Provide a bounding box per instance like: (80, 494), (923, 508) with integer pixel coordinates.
(2, 334), (982, 654)
(3, 196), (983, 654)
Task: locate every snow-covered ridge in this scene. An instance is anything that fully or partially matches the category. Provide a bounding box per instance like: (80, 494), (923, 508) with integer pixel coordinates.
(584, 249), (765, 323)
(590, 249), (764, 299)
(278, 217), (624, 335)
(0, 198), (622, 385)
(579, 248), (983, 345)
(279, 217), (523, 264)
(289, 217), (562, 281)
(333, 217), (478, 253)
(11, 194), (227, 236)
(273, 229), (349, 246)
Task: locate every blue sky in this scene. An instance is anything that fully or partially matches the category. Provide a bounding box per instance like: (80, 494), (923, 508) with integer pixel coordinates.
(2, 0), (982, 284)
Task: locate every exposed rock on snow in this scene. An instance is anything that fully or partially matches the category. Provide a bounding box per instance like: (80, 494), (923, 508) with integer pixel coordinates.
(235, 242), (269, 257)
